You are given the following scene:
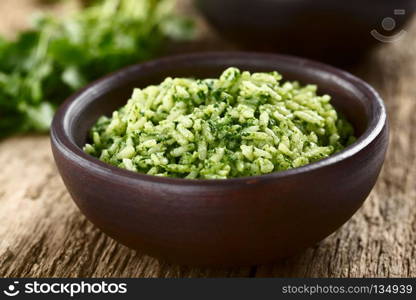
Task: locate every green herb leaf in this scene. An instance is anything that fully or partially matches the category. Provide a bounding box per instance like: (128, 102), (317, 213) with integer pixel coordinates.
(0, 0), (194, 138)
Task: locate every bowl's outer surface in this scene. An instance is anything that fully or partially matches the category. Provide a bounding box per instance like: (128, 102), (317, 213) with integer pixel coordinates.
(51, 53), (388, 266)
(195, 0), (416, 65)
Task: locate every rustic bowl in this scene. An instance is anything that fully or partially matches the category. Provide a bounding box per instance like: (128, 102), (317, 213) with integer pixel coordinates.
(51, 52), (388, 266)
(195, 0), (416, 65)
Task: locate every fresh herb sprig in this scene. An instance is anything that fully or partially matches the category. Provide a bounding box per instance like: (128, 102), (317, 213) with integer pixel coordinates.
(0, 0), (193, 138)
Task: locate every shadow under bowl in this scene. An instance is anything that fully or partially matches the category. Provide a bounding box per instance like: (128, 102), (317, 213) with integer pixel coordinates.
(51, 52), (388, 266)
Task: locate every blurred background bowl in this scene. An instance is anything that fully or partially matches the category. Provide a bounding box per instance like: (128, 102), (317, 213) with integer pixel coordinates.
(195, 0), (416, 65)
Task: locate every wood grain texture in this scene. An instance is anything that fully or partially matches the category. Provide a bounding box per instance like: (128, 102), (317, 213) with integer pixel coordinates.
(0, 0), (415, 277)
(0, 0), (79, 38)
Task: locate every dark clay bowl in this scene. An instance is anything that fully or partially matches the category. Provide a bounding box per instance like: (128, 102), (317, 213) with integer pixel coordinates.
(51, 52), (388, 266)
(196, 0), (416, 65)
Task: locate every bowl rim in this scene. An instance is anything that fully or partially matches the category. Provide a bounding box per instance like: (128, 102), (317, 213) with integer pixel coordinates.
(51, 51), (387, 186)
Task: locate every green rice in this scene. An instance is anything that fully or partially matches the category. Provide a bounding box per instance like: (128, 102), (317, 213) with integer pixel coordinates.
(84, 67), (355, 179)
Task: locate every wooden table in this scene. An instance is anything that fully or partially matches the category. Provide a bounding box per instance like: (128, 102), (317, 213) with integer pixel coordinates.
(0, 1), (415, 278)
